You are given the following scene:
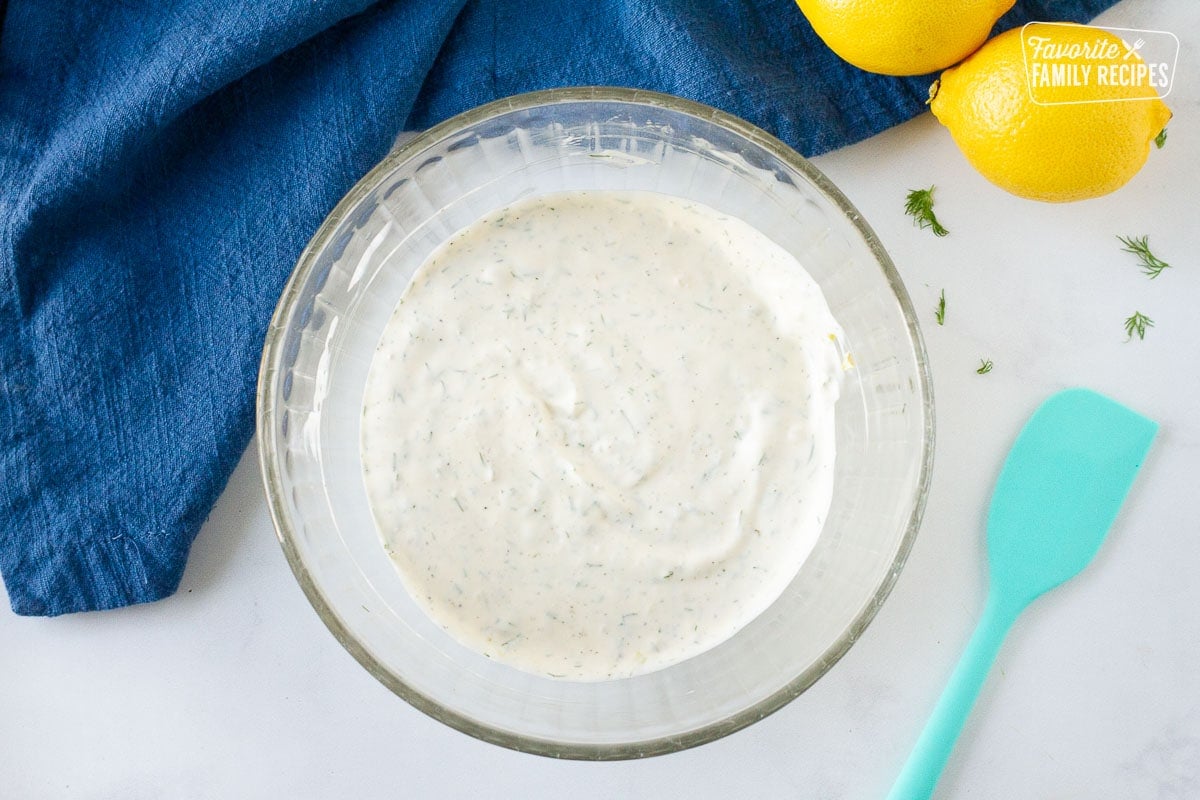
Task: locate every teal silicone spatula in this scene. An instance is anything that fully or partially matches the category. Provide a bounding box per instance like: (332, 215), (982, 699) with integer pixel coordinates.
(887, 388), (1157, 800)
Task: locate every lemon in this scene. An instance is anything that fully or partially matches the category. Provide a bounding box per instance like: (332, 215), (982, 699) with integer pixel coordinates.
(930, 25), (1172, 202)
(795, 0), (1016, 76)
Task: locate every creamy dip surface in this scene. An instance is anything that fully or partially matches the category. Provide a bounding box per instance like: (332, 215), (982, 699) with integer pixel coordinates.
(360, 190), (844, 680)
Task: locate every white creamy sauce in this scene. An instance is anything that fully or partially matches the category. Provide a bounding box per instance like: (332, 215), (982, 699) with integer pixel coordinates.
(360, 190), (844, 680)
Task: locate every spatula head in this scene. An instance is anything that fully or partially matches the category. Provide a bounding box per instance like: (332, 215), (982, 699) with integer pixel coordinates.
(987, 389), (1157, 609)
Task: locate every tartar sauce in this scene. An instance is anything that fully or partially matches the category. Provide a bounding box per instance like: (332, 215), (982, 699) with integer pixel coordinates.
(360, 190), (844, 680)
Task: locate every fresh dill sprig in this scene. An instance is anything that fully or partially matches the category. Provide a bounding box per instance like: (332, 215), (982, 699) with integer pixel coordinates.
(1118, 235), (1171, 279)
(904, 186), (949, 237)
(976, 359), (993, 375)
(1124, 311), (1154, 341)
(935, 289), (946, 326)
(1155, 128), (1168, 149)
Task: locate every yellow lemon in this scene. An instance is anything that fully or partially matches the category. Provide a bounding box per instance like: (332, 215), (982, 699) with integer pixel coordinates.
(795, 0), (1016, 76)
(930, 25), (1172, 202)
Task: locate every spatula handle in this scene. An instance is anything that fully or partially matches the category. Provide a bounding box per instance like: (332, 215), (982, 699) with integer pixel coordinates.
(886, 591), (1021, 800)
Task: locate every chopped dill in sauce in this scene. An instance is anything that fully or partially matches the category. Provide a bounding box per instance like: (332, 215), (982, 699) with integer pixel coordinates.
(360, 191), (845, 680)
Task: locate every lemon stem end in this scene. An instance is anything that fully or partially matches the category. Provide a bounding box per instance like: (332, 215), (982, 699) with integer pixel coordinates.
(926, 79), (941, 106)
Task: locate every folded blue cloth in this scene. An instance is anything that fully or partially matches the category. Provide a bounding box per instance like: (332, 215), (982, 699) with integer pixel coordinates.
(0, 0), (1117, 615)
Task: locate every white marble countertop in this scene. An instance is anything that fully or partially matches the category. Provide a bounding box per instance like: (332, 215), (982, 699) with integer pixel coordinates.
(3, 1), (1196, 797)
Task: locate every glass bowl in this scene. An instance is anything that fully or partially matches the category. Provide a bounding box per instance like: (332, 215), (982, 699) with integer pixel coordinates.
(257, 87), (933, 759)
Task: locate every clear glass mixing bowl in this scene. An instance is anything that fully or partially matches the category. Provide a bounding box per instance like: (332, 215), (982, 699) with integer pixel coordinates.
(257, 87), (933, 759)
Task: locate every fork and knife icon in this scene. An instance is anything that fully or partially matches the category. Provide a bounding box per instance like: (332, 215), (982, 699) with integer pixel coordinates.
(1121, 37), (1146, 60)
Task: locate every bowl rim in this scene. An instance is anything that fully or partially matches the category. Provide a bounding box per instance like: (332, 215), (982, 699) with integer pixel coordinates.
(256, 86), (935, 760)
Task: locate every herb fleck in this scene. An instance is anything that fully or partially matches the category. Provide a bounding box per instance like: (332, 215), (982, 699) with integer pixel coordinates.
(1117, 235), (1171, 279)
(976, 359), (993, 375)
(934, 289), (946, 326)
(1155, 128), (1168, 149)
(904, 186), (949, 237)
(1124, 311), (1154, 341)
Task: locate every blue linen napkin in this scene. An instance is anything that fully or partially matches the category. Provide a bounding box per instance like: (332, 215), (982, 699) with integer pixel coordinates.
(0, 0), (1117, 616)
